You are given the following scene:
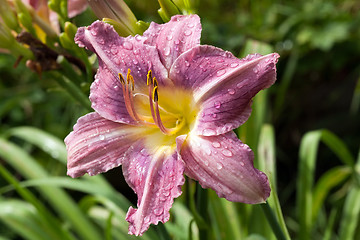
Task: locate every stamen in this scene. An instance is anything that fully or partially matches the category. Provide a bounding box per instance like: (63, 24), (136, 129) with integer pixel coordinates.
(147, 70), (153, 86)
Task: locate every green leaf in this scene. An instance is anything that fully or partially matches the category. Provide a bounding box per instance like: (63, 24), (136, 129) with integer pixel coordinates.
(0, 138), (102, 240)
(296, 129), (355, 240)
(5, 126), (67, 164)
(338, 149), (360, 240)
(0, 200), (55, 240)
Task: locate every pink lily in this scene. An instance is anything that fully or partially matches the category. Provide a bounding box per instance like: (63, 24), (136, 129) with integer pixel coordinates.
(65, 14), (279, 236)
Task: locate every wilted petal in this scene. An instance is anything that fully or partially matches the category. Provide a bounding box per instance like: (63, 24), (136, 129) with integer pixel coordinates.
(65, 112), (144, 178)
(75, 21), (168, 123)
(144, 14), (201, 70)
(68, 0), (88, 18)
(177, 132), (270, 203)
(170, 45), (279, 135)
(123, 145), (185, 236)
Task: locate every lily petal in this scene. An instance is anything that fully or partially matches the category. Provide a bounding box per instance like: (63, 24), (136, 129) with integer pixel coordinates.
(68, 0), (88, 18)
(65, 112), (143, 178)
(144, 14), (201, 70)
(123, 145), (185, 236)
(170, 45), (279, 135)
(177, 132), (270, 203)
(75, 21), (168, 123)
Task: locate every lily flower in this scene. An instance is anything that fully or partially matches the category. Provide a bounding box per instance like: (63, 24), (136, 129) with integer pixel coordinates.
(65, 14), (279, 236)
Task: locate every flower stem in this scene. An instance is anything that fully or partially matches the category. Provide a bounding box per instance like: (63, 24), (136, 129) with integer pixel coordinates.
(196, 184), (209, 240)
(260, 202), (289, 240)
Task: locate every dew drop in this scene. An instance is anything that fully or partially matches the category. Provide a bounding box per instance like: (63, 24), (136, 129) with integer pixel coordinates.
(110, 46), (118, 54)
(212, 113), (217, 118)
(174, 39), (180, 45)
(163, 46), (171, 56)
(240, 161), (245, 166)
(123, 42), (133, 50)
(132, 59), (138, 65)
(222, 149), (233, 157)
(202, 128), (216, 135)
(236, 82), (243, 88)
(184, 30), (192, 36)
(214, 101), (221, 109)
(90, 28), (97, 36)
(228, 88), (235, 95)
(144, 216), (150, 223)
(204, 160), (209, 166)
(113, 85), (118, 90)
(99, 135), (105, 140)
(205, 148), (212, 155)
(230, 62), (239, 68)
(216, 69), (226, 77)
(97, 38), (105, 45)
(187, 23), (195, 28)
(154, 208), (163, 216)
(216, 162), (223, 170)
(166, 35), (173, 41)
(185, 60), (190, 67)
(133, 49), (139, 55)
(217, 59), (224, 63)
(135, 35), (142, 41)
(253, 67), (259, 74)
(212, 141), (221, 148)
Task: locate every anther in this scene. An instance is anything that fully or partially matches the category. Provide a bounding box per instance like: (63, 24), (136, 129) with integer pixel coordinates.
(153, 86), (159, 102)
(118, 73), (125, 84)
(147, 70), (153, 86)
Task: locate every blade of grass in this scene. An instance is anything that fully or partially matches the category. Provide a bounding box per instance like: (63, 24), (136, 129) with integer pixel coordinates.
(258, 124), (290, 240)
(0, 138), (102, 240)
(0, 165), (73, 240)
(0, 200), (58, 240)
(338, 149), (360, 240)
(297, 129), (355, 240)
(311, 166), (351, 224)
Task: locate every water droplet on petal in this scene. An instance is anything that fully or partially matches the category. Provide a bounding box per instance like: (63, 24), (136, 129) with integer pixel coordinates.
(212, 113), (217, 118)
(240, 161), (245, 166)
(144, 216), (150, 223)
(217, 59), (224, 63)
(216, 69), (226, 77)
(187, 23), (195, 28)
(110, 46), (118, 54)
(205, 148), (212, 155)
(214, 101), (221, 109)
(253, 67), (259, 74)
(202, 128), (216, 135)
(212, 141), (221, 148)
(230, 62), (239, 68)
(204, 160), (209, 166)
(132, 59), (138, 65)
(133, 49), (139, 55)
(222, 149), (233, 157)
(174, 39), (180, 45)
(228, 88), (235, 95)
(184, 30), (192, 36)
(166, 35), (173, 41)
(216, 162), (223, 170)
(99, 135), (105, 140)
(163, 46), (171, 56)
(90, 28), (97, 36)
(123, 42), (133, 50)
(185, 60), (190, 67)
(135, 35), (142, 41)
(154, 208), (163, 216)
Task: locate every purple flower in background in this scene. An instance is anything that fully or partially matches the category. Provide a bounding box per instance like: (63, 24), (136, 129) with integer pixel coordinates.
(65, 14), (279, 236)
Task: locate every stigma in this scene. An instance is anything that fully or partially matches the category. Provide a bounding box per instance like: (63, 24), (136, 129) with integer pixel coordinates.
(118, 69), (185, 136)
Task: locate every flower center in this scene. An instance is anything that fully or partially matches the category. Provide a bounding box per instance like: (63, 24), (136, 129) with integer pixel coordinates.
(118, 69), (196, 137)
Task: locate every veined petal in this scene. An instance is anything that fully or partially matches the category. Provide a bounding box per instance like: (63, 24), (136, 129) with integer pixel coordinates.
(65, 112), (144, 178)
(170, 45), (279, 135)
(177, 132), (270, 203)
(123, 145), (185, 236)
(75, 21), (168, 123)
(144, 14), (201, 70)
